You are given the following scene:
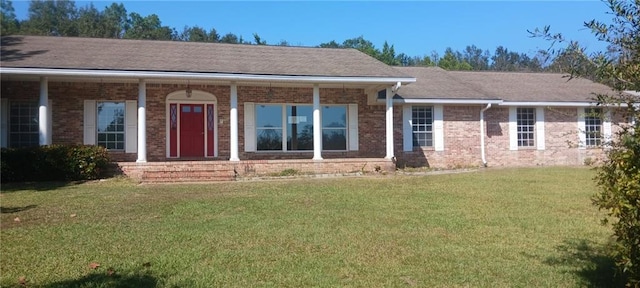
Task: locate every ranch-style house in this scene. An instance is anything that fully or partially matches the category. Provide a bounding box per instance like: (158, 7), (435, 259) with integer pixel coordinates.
(0, 36), (633, 181)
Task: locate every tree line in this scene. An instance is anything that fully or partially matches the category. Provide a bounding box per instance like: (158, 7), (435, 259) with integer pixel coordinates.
(1, 0), (594, 74)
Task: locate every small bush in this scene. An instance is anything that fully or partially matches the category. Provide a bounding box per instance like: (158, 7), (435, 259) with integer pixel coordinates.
(1, 145), (110, 183)
(278, 169), (298, 176)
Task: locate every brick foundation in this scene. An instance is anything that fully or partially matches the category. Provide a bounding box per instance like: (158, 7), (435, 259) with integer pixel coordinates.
(118, 158), (394, 183)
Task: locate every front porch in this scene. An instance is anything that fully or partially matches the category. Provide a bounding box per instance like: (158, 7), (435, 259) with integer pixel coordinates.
(118, 158), (395, 183)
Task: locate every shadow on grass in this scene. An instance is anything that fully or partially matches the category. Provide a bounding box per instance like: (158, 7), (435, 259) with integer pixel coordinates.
(44, 268), (163, 288)
(0, 181), (85, 193)
(544, 238), (626, 287)
(0, 205), (37, 213)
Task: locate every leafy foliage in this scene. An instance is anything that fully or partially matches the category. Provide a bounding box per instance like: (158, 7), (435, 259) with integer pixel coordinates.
(589, 1), (640, 284)
(594, 114), (640, 285)
(0, 145), (111, 182)
(0, 0), (18, 35)
(530, 1), (639, 284)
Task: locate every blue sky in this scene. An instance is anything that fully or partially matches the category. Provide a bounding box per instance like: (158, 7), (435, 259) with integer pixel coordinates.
(11, 1), (612, 57)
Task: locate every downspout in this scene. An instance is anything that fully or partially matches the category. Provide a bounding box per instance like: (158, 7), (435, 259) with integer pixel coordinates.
(480, 103), (492, 167)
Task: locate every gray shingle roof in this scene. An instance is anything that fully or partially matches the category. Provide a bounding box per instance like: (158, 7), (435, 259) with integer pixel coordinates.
(395, 66), (620, 103)
(391, 67), (497, 100)
(449, 70), (617, 102)
(1, 36), (412, 79)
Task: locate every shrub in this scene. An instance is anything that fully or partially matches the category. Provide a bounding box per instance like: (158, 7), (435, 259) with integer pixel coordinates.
(1, 145), (111, 183)
(593, 120), (640, 285)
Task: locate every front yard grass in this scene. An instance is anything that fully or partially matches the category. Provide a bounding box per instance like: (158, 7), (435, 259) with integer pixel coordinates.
(0, 167), (620, 287)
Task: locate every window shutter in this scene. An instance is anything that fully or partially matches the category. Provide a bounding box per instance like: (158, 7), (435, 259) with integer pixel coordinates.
(577, 108), (586, 149)
(402, 105), (413, 152)
(125, 100), (138, 153)
(0, 98), (8, 148)
(508, 107), (518, 150)
(536, 107), (545, 150)
(244, 102), (256, 152)
(348, 104), (359, 151)
(83, 100), (96, 145)
(434, 105), (444, 151)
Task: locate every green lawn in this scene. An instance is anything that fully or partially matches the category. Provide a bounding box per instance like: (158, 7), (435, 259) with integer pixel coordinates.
(0, 167), (621, 287)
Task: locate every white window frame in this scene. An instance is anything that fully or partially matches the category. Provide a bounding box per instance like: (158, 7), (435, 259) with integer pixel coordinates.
(402, 105), (444, 151)
(578, 107), (611, 149)
(509, 107), (545, 151)
(84, 100), (137, 152)
(96, 101), (126, 151)
(516, 107), (536, 148)
(411, 106), (434, 148)
(244, 102), (358, 152)
(584, 108), (602, 147)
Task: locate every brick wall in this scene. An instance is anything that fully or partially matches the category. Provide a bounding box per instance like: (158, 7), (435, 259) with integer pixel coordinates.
(396, 105), (624, 168)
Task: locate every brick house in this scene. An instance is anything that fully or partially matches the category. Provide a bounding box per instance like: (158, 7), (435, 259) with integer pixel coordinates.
(0, 36), (633, 181)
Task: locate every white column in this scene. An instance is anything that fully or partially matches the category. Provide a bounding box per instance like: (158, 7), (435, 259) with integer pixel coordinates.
(385, 86), (394, 159)
(229, 83), (240, 161)
(136, 79), (147, 163)
(312, 84), (322, 160)
(38, 77), (49, 146)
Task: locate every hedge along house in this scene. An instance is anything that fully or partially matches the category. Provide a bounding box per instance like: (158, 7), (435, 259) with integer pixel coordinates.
(393, 67), (634, 168)
(0, 36), (416, 181)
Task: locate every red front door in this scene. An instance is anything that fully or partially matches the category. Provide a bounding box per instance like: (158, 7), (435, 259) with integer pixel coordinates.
(180, 104), (205, 157)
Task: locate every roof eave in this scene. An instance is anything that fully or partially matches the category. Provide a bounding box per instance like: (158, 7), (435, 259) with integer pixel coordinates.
(388, 98), (503, 105)
(0, 67), (416, 85)
(500, 101), (599, 107)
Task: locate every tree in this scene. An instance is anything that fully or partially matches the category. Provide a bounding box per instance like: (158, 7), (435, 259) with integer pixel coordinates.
(124, 12), (174, 40)
(533, 1), (639, 285)
(318, 40), (341, 48)
(21, 0), (78, 36)
(463, 45), (490, 70)
(253, 33), (266, 45)
(589, 1), (640, 285)
(341, 36), (379, 59)
(379, 41), (399, 65)
(102, 2), (127, 38)
(546, 41), (597, 77)
(219, 32), (240, 44)
(178, 25), (218, 42)
(0, 0), (19, 35)
(438, 47), (472, 71)
(75, 3), (103, 38)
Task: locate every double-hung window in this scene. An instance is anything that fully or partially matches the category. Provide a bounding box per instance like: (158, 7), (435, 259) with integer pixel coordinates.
(517, 108), (536, 147)
(8, 102), (39, 148)
(96, 102), (125, 150)
(412, 106), (433, 147)
(584, 108), (602, 147)
(509, 107), (545, 151)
